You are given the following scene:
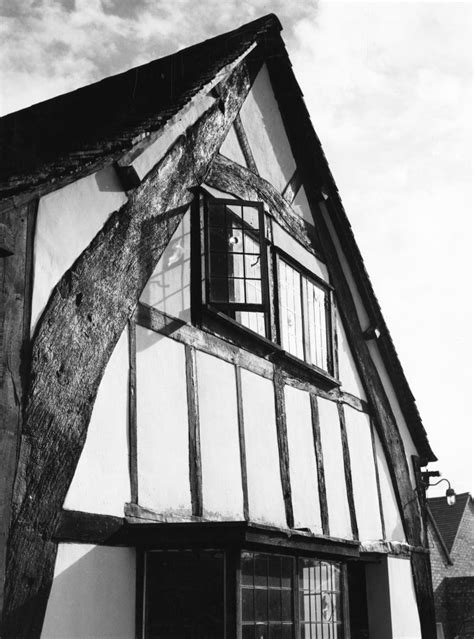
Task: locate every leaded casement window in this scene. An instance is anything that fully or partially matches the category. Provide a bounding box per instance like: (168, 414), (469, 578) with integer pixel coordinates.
(240, 552), (345, 639)
(196, 192), (335, 378)
(141, 549), (348, 638)
(201, 196), (270, 338)
(276, 256), (333, 374)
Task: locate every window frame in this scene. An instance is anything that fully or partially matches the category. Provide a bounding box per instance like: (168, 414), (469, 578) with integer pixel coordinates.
(273, 247), (335, 377)
(193, 190), (338, 384)
(202, 195), (272, 338)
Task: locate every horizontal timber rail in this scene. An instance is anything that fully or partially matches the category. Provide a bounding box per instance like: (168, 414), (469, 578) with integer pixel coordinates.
(135, 303), (369, 413)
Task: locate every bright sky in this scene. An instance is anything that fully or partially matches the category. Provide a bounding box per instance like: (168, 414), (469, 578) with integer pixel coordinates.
(1, 0), (472, 497)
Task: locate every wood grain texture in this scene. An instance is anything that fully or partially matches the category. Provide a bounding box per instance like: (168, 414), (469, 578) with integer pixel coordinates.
(310, 394), (329, 536)
(185, 345), (203, 517)
(206, 154), (322, 259)
(337, 403), (359, 540)
(281, 168), (302, 205)
(370, 417), (386, 540)
(2, 60), (253, 638)
(128, 320), (138, 504)
(0, 200), (36, 620)
(235, 366), (249, 521)
(273, 369), (294, 529)
(232, 114), (259, 175)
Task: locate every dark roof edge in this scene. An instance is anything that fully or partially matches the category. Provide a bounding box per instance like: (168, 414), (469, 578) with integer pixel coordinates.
(264, 32), (436, 463)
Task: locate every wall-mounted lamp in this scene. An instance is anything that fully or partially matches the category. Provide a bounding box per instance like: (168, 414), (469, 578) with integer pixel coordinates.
(421, 471), (456, 506)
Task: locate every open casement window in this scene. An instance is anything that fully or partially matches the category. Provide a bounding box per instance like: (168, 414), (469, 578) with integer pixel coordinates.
(201, 195), (270, 338)
(276, 253), (334, 375)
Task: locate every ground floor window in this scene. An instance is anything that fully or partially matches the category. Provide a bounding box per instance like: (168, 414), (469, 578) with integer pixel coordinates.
(143, 550), (349, 638)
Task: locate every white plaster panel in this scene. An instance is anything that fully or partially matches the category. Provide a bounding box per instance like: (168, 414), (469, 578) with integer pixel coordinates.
(219, 122), (247, 167)
(239, 64), (296, 193)
(196, 351), (244, 519)
(344, 407), (383, 541)
(388, 556), (422, 639)
(140, 210), (191, 322)
(64, 328), (130, 516)
(136, 328), (191, 515)
(241, 369), (286, 527)
(285, 386), (322, 533)
(273, 222), (329, 282)
(42, 544), (136, 639)
(32, 166), (127, 332)
(317, 398), (353, 539)
(292, 186), (314, 225)
(367, 341), (419, 488)
(373, 429), (406, 542)
(335, 308), (366, 400)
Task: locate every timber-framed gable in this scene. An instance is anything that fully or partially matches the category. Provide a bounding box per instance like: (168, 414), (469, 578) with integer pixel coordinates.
(0, 14), (437, 639)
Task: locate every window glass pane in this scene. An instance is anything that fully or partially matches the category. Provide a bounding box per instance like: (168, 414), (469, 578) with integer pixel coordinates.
(229, 253), (244, 277)
(145, 551), (224, 639)
(243, 205), (260, 230)
(242, 552), (254, 586)
(302, 277), (328, 371)
(243, 589), (255, 622)
(269, 589), (281, 620)
(255, 625), (268, 639)
(278, 259), (304, 360)
(254, 555), (268, 588)
(268, 556), (281, 589)
(228, 228), (243, 251)
(243, 626), (256, 639)
(281, 590), (292, 621)
(209, 226), (228, 252)
(298, 559), (342, 639)
(210, 252), (227, 276)
(209, 277), (228, 303)
(243, 232), (260, 254)
(246, 279), (262, 304)
(236, 311), (266, 337)
(245, 254), (262, 279)
(229, 278), (246, 303)
(255, 590), (268, 622)
(281, 557), (293, 589)
(208, 203), (226, 227)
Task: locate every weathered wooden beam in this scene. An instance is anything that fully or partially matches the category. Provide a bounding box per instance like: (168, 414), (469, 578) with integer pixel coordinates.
(206, 154), (321, 259)
(337, 404), (359, 540)
(232, 113), (259, 174)
(128, 320), (138, 504)
(185, 345), (203, 517)
(273, 370), (294, 529)
(2, 59), (254, 639)
(54, 510), (125, 544)
(310, 394), (329, 536)
(0, 200), (37, 620)
(370, 418), (386, 540)
(235, 366), (249, 521)
(281, 168), (302, 205)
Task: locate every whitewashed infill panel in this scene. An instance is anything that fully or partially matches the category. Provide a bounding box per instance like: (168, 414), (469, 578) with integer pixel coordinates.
(42, 545), (136, 639)
(239, 64), (296, 194)
(335, 309), (366, 400)
(64, 328), (130, 516)
(318, 398), (353, 539)
(219, 121), (248, 167)
(136, 327), (191, 516)
(344, 407), (383, 541)
(285, 386), (322, 533)
(388, 557), (422, 638)
(140, 210), (191, 322)
(373, 429), (406, 542)
(196, 351), (244, 519)
(292, 185), (314, 226)
(241, 369), (287, 528)
(32, 166), (127, 333)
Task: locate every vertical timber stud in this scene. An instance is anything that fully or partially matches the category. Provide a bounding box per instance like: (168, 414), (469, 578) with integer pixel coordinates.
(235, 366), (249, 521)
(337, 403), (359, 540)
(3, 57), (255, 638)
(185, 345), (202, 517)
(273, 369), (294, 529)
(0, 199), (37, 621)
(310, 394), (329, 536)
(370, 418), (386, 540)
(128, 319), (138, 504)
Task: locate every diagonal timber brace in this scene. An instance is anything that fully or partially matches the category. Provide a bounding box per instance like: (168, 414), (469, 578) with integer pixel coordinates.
(1, 57), (255, 639)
